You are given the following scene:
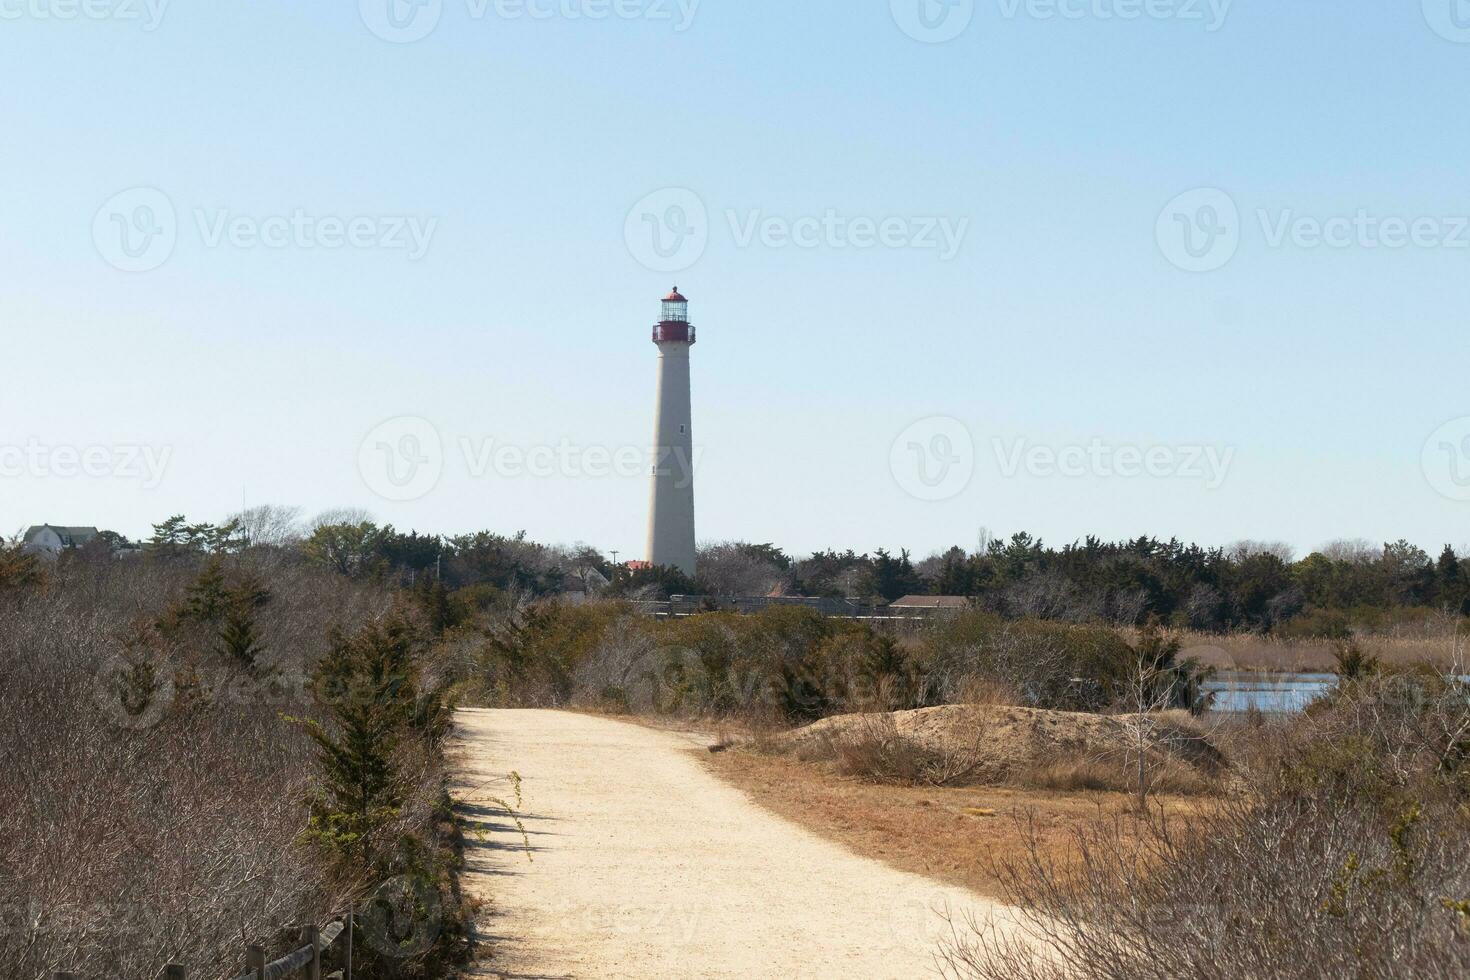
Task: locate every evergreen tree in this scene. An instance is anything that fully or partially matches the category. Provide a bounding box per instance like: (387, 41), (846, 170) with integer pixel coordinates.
(303, 619), (419, 862)
(932, 546), (974, 596)
(148, 515), (191, 560)
(867, 549), (922, 602)
(217, 599), (265, 670)
(414, 574), (455, 635)
(1437, 545), (1468, 613)
(182, 559), (230, 623)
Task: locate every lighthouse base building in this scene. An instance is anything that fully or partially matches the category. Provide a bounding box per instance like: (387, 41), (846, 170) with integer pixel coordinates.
(645, 288), (697, 578)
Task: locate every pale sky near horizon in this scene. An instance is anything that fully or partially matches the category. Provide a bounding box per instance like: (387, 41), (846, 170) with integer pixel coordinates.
(5, 2), (1470, 560)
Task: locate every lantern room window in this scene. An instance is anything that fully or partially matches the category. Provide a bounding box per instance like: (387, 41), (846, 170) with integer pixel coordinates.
(661, 299), (688, 322)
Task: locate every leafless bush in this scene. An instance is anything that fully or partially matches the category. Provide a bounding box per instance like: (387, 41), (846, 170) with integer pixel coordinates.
(696, 541), (788, 597)
(0, 550), (405, 979)
(570, 613), (661, 713)
(938, 674), (1470, 979)
(824, 711), (991, 787)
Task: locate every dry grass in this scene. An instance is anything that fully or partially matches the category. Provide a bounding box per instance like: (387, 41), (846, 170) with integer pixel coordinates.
(704, 748), (1209, 902)
(771, 704), (1224, 794)
(1175, 628), (1468, 672)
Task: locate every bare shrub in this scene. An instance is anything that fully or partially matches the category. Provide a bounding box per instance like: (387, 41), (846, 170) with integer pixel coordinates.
(938, 673), (1470, 979)
(824, 711), (990, 787)
(0, 547), (456, 979)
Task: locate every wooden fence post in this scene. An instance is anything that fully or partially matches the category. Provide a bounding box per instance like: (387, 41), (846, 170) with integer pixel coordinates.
(54, 973), (77, 980)
(163, 966), (187, 980)
(247, 944), (266, 980)
(306, 923), (321, 980)
(345, 910), (354, 980)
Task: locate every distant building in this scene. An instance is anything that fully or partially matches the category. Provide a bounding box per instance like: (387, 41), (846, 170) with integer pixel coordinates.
(561, 566), (611, 605)
(888, 595), (972, 612)
(22, 525), (100, 558)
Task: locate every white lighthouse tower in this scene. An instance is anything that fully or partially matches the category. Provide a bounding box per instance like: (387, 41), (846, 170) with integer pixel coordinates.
(646, 287), (697, 578)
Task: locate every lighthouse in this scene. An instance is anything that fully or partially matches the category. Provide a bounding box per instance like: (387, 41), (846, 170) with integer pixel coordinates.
(646, 287), (698, 578)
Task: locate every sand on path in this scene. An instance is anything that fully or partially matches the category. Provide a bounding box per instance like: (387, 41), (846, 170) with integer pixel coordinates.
(453, 708), (1026, 979)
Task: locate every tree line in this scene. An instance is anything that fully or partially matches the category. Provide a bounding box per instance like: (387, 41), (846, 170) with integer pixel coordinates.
(31, 508), (1467, 637)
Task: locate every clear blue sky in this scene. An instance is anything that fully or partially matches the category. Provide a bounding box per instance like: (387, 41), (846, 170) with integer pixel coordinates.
(5, 2), (1470, 559)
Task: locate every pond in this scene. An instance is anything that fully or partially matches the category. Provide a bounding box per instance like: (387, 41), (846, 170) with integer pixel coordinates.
(1204, 670), (1470, 713)
(1203, 671), (1337, 714)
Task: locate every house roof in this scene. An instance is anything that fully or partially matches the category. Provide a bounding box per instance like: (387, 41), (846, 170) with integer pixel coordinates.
(561, 567), (610, 592)
(889, 595), (971, 609)
(24, 525), (100, 545)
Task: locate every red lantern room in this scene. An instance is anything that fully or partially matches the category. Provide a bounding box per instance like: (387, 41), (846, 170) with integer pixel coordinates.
(653, 286), (695, 344)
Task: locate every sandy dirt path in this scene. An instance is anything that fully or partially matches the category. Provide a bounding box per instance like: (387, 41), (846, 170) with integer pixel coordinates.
(453, 708), (1024, 979)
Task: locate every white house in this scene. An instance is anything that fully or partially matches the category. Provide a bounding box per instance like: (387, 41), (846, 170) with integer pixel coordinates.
(22, 525), (100, 558)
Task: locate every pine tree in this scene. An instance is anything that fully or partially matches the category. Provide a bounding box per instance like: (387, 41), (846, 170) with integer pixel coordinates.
(217, 599), (265, 670)
(148, 515), (191, 560)
(1437, 545), (1467, 612)
(302, 619), (419, 862)
(414, 574), (455, 635)
(182, 558), (230, 622)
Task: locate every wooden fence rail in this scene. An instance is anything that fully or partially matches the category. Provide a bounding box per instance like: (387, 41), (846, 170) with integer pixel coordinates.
(52, 911), (352, 980)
